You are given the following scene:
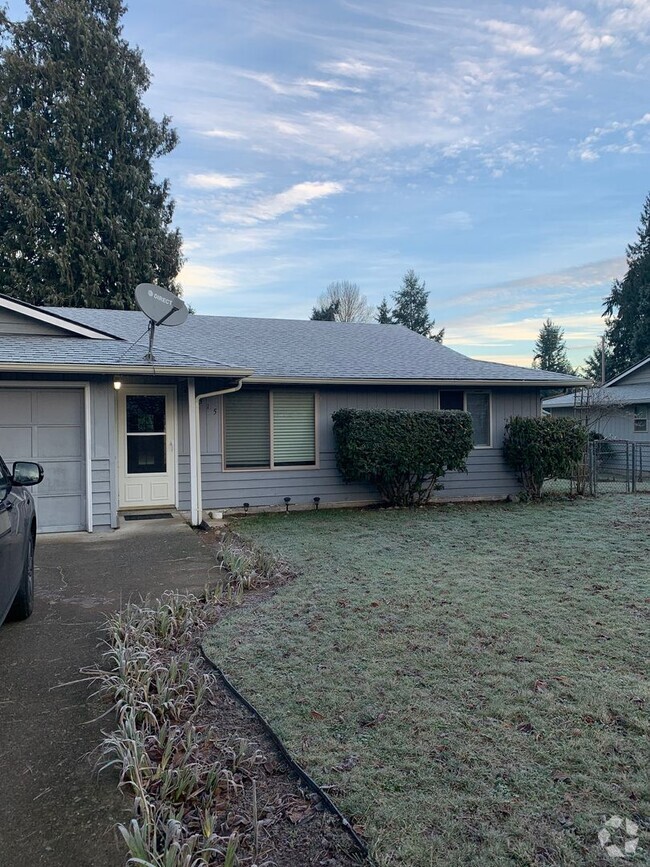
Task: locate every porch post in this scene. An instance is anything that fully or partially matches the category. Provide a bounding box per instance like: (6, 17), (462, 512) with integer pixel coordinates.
(187, 377), (200, 526)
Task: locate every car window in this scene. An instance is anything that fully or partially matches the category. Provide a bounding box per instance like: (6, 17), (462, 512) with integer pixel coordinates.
(0, 460), (9, 502)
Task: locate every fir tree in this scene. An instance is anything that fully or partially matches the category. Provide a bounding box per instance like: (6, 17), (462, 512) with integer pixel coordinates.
(310, 301), (339, 321)
(376, 298), (392, 324)
(604, 192), (650, 375)
(391, 269), (444, 340)
(532, 319), (574, 374)
(0, 0), (183, 308)
(581, 338), (613, 384)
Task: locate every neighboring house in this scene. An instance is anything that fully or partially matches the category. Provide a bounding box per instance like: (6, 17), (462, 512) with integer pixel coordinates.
(0, 293), (585, 533)
(543, 356), (650, 442)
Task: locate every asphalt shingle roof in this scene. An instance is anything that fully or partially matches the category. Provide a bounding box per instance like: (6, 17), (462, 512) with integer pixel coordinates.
(543, 384), (650, 407)
(0, 334), (248, 373)
(42, 307), (586, 385)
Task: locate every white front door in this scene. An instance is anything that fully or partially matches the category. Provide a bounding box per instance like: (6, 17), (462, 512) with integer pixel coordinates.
(117, 387), (177, 509)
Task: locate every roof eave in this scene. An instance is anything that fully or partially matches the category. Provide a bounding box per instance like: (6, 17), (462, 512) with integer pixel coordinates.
(0, 362), (254, 378)
(248, 375), (589, 387)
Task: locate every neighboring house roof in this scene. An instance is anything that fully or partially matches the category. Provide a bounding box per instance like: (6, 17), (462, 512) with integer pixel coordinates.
(543, 384), (650, 408)
(39, 306), (587, 387)
(543, 355), (650, 409)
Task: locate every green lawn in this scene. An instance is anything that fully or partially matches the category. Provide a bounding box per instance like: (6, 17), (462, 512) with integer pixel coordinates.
(204, 497), (650, 866)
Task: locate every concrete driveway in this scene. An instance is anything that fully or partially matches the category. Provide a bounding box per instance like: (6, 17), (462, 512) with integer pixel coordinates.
(0, 518), (219, 867)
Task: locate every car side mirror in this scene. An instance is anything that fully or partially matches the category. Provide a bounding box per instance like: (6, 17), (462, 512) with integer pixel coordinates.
(12, 461), (44, 486)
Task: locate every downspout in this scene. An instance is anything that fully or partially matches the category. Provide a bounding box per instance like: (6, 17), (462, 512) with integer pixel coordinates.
(190, 379), (244, 526)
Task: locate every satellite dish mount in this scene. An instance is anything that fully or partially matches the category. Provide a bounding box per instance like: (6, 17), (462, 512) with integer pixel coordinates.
(134, 283), (189, 361)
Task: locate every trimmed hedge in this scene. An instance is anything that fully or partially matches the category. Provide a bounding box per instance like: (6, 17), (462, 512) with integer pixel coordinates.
(332, 408), (474, 506)
(503, 416), (589, 500)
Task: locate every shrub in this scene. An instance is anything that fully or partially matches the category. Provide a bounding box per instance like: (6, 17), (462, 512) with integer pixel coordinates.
(503, 416), (589, 499)
(332, 408), (474, 506)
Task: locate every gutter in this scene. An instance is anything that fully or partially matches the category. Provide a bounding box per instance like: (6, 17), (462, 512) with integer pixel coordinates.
(189, 378), (245, 527)
(247, 376), (589, 388)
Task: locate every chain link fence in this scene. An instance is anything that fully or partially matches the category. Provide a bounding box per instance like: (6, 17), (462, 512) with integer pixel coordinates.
(543, 440), (650, 496)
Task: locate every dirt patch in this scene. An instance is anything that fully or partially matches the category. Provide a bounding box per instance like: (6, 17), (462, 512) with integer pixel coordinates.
(194, 656), (364, 867)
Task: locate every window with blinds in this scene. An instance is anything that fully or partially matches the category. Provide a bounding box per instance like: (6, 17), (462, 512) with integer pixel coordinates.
(273, 392), (316, 466)
(224, 391), (271, 468)
(223, 390), (316, 469)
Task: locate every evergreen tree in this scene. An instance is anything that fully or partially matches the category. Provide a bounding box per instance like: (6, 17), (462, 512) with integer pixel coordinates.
(310, 301), (339, 321)
(581, 338), (613, 384)
(532, 319), (574, 374)
(376, 298), (392, 324)
(0, 0), (183, 308)
(391, 269), (444, 340)
(604, 192), (650, 375)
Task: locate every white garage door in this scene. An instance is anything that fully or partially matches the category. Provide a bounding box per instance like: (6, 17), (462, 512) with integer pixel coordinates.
(0, 388), (86, 532)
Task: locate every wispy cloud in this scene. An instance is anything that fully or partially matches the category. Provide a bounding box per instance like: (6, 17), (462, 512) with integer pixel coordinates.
(221, 180), (345, 225)
(201, 128), (247, 140)
(572, 112), (650, 161)
(185, 172), (250, 190)
(178, 262), (238, 300)
(436, 210), (474, 231)
(240, 70), (362, 96)
(319, 59), (380, 79)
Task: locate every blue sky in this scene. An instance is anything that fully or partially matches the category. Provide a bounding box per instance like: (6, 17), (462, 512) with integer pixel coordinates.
(8, 0), (650, 367)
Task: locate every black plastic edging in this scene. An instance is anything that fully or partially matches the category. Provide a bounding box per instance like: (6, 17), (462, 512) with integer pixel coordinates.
(198, 645), (372, 863)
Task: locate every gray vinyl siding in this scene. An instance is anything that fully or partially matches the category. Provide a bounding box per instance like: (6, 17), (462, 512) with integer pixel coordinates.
(89, 379), (117, 528)
(549, 402), (650, 443)
(0, 308), (71, 336)
(619, 366), (650, 386)
(91, 458), (111, 527)
(191, 385), (537, 509)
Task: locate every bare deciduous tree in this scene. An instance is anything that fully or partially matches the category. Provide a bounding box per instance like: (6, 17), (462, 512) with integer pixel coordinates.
(316, 281), (373, 322)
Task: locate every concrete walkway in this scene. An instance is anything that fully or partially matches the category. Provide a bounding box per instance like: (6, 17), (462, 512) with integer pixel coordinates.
(0, 518), (219, 867)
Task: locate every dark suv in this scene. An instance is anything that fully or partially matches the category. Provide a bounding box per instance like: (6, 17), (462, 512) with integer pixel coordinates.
(0, 455), (44, 625)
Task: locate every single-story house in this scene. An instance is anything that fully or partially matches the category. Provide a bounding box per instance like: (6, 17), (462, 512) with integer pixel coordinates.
(0, 292), (585, 533)
(543, 355), (650, 442)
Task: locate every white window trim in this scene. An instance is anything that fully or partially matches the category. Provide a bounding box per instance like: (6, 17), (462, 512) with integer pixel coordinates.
(438, 388), (493, 449)
(221, 389), (320, 472)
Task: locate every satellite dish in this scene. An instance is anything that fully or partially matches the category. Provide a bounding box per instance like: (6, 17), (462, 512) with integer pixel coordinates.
(135, 283), (188, 327)
(134, 283), (189, 362)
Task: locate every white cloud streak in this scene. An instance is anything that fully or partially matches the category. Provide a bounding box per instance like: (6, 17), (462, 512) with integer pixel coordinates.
(220, 181), (345, 225)
(185, 172), (250, 190)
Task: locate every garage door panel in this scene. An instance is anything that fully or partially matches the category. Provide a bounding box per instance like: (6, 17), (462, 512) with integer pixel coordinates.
(0, 391), (33, 423)
(37, 426), (83, 458)
(36, 494), (84, 533)
(0, 427), (34, 459)
(38, 459), (83, 495)
(0, 388), (86, 532)
(35, 391), (83, 425)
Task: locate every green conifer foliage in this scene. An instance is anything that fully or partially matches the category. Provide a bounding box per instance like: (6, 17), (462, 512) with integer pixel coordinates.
(0, 0), (183, 308)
